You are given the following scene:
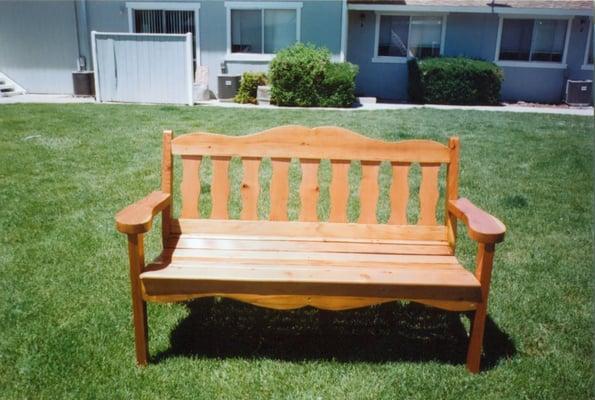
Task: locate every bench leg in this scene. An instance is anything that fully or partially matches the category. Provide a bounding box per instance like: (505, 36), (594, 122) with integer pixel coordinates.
(128, 234), (149, 366)
(466, 302), (487, 373)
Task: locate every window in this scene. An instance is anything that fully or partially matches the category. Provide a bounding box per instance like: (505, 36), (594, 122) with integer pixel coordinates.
(498, 18), (569, 64)
(126, 2), (200, 68)
(584, 20), (593, 68)
(226, 3), (301, 57)
(375, 15), (445, 62)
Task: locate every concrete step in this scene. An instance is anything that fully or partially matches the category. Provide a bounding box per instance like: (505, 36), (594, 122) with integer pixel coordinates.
(1, 90), (24, 97)
(0, 83), (13, 91)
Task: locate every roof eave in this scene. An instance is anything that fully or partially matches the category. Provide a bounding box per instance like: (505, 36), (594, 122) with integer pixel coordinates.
(347, 3), (592, 16)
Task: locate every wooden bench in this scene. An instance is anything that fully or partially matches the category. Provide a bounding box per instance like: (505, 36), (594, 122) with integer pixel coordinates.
(115, 126), (505, 373)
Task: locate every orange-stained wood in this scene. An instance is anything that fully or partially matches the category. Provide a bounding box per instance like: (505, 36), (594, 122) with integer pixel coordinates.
(240, 157), (260, 220)
(270, 158), (290, 221)
(116, 191), (171, 234)
(329, 160), (350, 223)
(359, 161), (380, 223)
(128, 233), (148, 366)
(446, 137), (460, 249)
(161, 131), (173, 246)
(448, 198), (506, 244)
(389, 162), (410, 225)
(171, 219), (449, 242)
(418, 163), (441, 225)
(180, 156), (201, 218)
(171, 125), (451, 163)
(210, 157), (230, 219)
(299, 159), (319, 222)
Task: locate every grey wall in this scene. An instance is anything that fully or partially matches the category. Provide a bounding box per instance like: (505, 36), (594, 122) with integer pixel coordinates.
(0, 0), (79, 93)
(347, 10), (593, 103)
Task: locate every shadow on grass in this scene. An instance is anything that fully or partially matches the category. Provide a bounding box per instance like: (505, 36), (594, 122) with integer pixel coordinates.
(152, 298), (515, 370)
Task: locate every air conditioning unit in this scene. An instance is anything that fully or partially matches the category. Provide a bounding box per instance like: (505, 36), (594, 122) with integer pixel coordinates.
(565, 80), (592, 106)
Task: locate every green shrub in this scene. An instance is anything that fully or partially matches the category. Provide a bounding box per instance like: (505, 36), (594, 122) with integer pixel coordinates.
(319, 62), (359, 108)
(269, 43), (358, 108)
(410, 57), (503, 105)
(234, 72), (268, 104)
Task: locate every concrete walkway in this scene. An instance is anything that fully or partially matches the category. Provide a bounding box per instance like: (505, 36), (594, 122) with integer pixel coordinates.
(1, 94), (592, 116)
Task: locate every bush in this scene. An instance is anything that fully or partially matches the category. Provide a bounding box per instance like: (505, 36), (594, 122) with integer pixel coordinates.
(269, 43), (358, 107)
(408, 57), (503, 105)
(235, 72), (268, 104)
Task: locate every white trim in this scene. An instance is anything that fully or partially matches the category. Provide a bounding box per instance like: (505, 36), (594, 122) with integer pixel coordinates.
(340, 0), (348, 61)
(582, 19), (593, 69)
(90, 31), (100, 102)
(126, 1), (201, 66)
(225, 2), (302, 58)
(224, 2), (303, 10)
(495, 60), (568, 69)
(185, 32), (193, 105)
(494, 15), (572, 68)
(372, 12), (447, 63)
(348, 3), (590, 16)
(94, 31), (188, 37)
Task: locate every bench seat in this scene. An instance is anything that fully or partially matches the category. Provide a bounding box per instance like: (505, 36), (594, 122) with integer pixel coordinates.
(140, 219), (482, 303)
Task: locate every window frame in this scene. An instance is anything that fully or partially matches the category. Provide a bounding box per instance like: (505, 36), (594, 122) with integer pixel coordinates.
(126, 2), (201, 66)
(582, 19), (593, 70)
(494, 14), (572, 69)
(225, 1), (302, 62)
(372, 12), (448, 64)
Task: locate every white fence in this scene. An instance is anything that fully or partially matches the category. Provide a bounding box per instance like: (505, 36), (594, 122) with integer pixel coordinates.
(92, 31), (193, 105)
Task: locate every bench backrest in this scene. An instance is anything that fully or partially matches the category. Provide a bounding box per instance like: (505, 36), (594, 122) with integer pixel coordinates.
(164, 125), (459, 226)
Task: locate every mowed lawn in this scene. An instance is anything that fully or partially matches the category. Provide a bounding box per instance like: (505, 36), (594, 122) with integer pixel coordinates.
(0, 104), (592, 399)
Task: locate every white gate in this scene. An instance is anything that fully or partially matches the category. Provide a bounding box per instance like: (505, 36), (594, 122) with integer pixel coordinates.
(91, 31), (193, 105)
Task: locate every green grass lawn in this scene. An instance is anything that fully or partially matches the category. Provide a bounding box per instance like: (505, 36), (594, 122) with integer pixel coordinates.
(0, 104), (592, 399)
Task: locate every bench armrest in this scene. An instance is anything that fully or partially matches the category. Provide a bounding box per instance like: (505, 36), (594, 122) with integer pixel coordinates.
(448, 198), (506, 244)
(116, 191), (171, 234)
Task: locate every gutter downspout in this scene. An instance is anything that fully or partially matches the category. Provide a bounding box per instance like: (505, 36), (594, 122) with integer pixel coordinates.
(340, 0), (348, 62)
(74, 0), (91, 70)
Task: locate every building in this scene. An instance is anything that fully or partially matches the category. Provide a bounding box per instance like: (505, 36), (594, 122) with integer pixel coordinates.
(0, 0), (592, 103)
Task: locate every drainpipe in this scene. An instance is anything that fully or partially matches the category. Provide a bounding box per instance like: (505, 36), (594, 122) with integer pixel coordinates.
(74, 0), (91, 70)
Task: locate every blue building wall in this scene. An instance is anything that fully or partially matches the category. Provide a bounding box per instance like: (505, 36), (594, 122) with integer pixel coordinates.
(347, 10), (593, 103)
(86, 0), (343, 98)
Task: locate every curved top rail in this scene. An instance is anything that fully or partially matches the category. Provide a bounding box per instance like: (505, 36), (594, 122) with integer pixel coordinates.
(171, 125), (451, 163)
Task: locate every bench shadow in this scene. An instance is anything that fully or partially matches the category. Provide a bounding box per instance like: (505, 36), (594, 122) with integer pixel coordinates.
(152, 298), (515, 370)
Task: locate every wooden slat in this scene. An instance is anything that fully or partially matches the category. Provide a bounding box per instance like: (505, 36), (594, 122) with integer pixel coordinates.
(161, 130), (173, 244)
(389, 162), (410, 225)
(329, 160), (350, 223)
(299, 159), (319, 222)
(269, 158), (290, 221)
(140, 261), (481, 302)
(180, 156), (201, 218)
(168, 235), (453, 255)
(359, 161), (380, 223)
(446, 137), (460, 248)
(240, 157), (260, 220)
(171, 219), (449, 242)
(210, 156), (230, 219)
(171, 126), (451, 163)
(418, 163), (441, 225)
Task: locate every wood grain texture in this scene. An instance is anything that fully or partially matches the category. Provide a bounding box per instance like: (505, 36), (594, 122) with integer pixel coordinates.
(359, 161), (380, 223)
(115, 191), (171, 234)
(448, 198), (506, 244)
(418, 163), (441, 225)
(446, 137), (460, 249)
(180, 156), (201, 218)
(389, 162), (410, 225)
(127, 234), (148, 366)
(172, 219), (449, 242)
(299, 159), (319, 222)
(329, 160), (350, 223)
(270, 158), (290, 221)
(240, 157), (260, 220)
(210, 157), (230, 219)
(171, 125), (451, 162)
(161, 130), (173, 246)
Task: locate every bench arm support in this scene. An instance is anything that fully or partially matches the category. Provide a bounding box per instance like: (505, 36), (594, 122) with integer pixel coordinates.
(448, 198), (506, 244)
(115, 191), (171, 235)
